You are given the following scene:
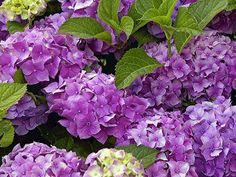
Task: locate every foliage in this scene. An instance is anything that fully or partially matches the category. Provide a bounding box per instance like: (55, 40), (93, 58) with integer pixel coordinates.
(117, 145), (159, 168)
(59, 0), (230, 88)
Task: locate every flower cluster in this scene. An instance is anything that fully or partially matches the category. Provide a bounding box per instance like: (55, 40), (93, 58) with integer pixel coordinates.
(130, 31), (236, 110)
(58, 0), (134, 53)
(0, 0), (47, 20)
(0, 13), (98, 84)
(84, 148), (144, 177)
(44, 71), (149, 143)
(0, 142), (87, 176)
(185, 97), (236, 177)
(6, 95), (48, 135)
(117, 109), (196, 177)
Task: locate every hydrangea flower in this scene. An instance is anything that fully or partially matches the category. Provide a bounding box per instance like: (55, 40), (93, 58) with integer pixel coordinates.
(185, 97), (236, 177)
(0, 0), (47, 20)
(58, 0), (134, 53)
(6, 95), (48, 135)
(84, 148), (144, 177)
(44, 71), (149, 143)
(130, 31), (236, 110)
(0, 13), (98, 84)
(0, 142), (87, 177)
(117, 109), (197, 177)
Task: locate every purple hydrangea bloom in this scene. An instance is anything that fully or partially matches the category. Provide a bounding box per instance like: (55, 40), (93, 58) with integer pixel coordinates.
(0, 142), (87, 177)
(185, 97), (236, 177)
(117, 109), (197, 177)
(6, 95), (48, 135)
(58, 0), (134, 53)
(0, 13), (98, 84)
(130, 31), (236, 110)
(44, 71), (149, 143)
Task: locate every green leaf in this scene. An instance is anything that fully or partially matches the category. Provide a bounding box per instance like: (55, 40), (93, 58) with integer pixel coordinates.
(0, 110), (6, 120)
(0, 120), (14, 147)
(121, 16), (134, 38)
(117, 145), (159, 168)
(153, 0), (178, 26)
(174, 7), (202, 35)
(139, 8), (159, 21)
(139, 0), (178, 25)
(174, 0), (228, 53)
(135, 0), (155, 15)
(98, 0), (121, 32)
(115, 48), (163, 89)
(173, 31), (192, 53)
(157, 0), (178, 17)
(128, 4), (148, 33)
(54, 136), (74, 151)
(137, 0), (178, 55)
(188, 0), (228, 29)
(38, 124), (114, 158)
(0, 83), (27, 114)
(59, 17), (112, 43)
(226, 0), (236, 11)
(153, 0), (163, 9)
(139, 0), (178, 37)
(132, 28), (156, 47)
(7, 21), (25, 34)
(137, 0), (177, 23)
(13, 69), (26, 83)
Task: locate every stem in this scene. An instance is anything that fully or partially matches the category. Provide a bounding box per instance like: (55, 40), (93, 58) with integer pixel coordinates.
(27, 17), (35, 28)
(167, 39), (172, 58)
(26, 91), (38, 104)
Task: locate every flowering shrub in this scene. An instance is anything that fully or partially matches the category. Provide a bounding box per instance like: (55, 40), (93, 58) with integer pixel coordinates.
(0, 0), (235, 176)
(130, 31), (236, 110)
